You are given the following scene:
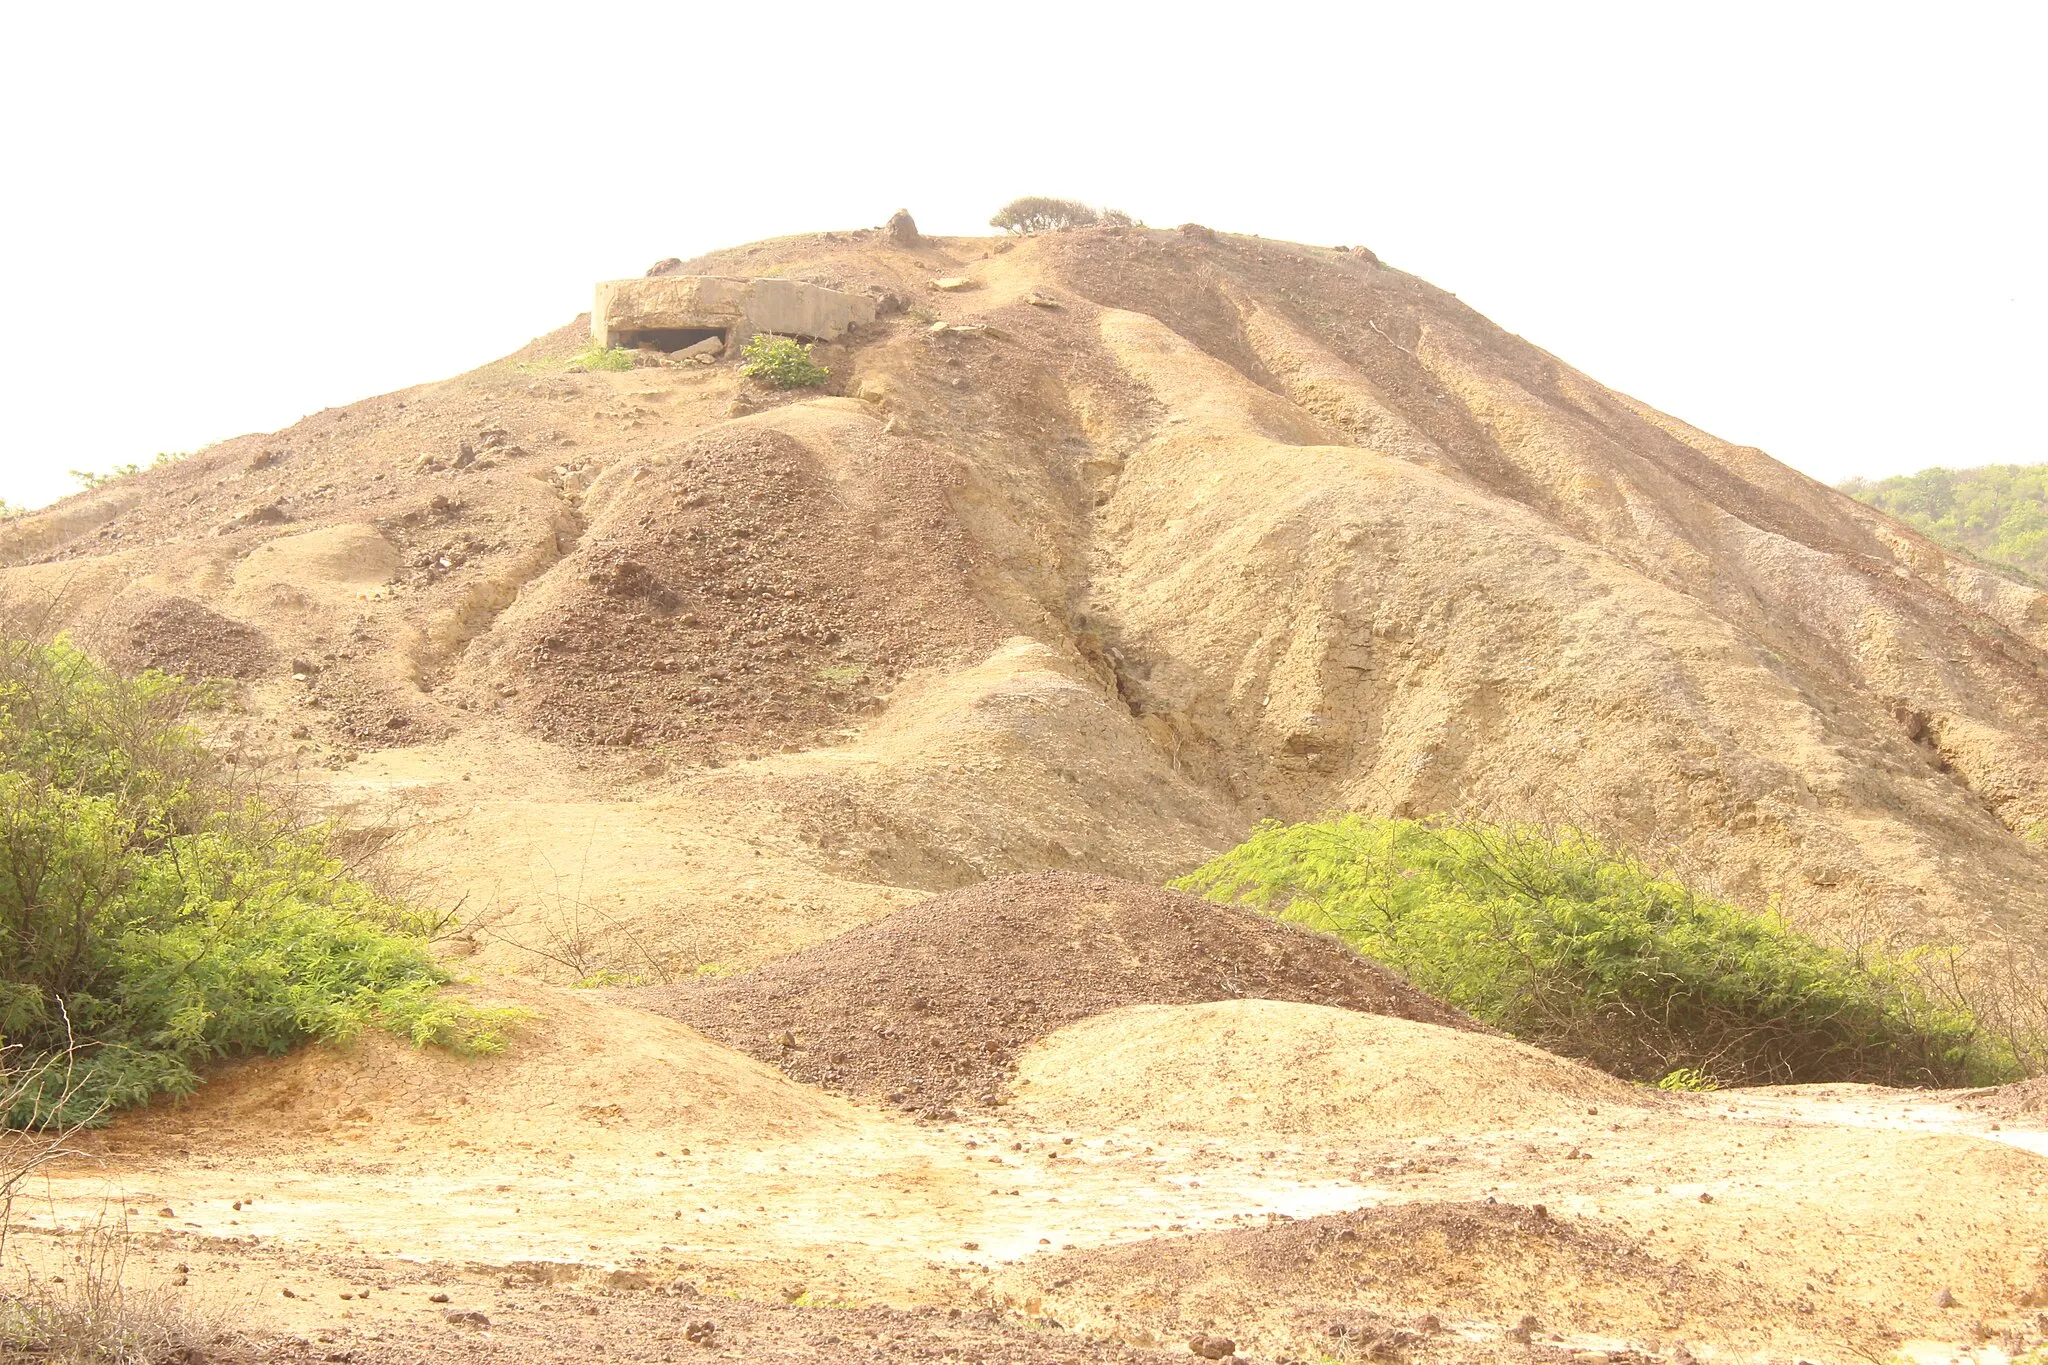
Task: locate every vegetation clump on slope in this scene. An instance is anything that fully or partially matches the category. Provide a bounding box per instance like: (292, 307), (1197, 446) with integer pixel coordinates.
(1842, 463), (2048, 582)
(1174, 816), (2016, 1088)
(0, 636), (511, 1127)
(988, 196), (1135, 233)
(738, 334), (829, 389)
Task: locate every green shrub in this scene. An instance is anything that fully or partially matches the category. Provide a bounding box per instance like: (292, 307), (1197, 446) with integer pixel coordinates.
(1841, 463), (2048, 584)
(565, 345), (635, 373)
(0, 636), (513, 1127)
(1173, 816), (2014, 1088)
(738, 334), (829, 389)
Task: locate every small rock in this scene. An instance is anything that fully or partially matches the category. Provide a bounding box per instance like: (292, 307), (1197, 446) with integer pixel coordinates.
(228, 502), (288, 529)
(645, 257), (685, 277)
(1178, 223), (1216, 241)
(930, 277), (977, 292)
(428, 1292), (450, 1304)
(1024, 292), (1061, 308)
(1188, 1335), (1236, 1360)
(883, 209), (920, 246)
(442, 1309), (491, 1328)
(1933, 1287), (1956, 1308)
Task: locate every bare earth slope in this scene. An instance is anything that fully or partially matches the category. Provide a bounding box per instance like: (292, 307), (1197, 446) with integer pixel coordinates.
(7, 222), (2044, 984)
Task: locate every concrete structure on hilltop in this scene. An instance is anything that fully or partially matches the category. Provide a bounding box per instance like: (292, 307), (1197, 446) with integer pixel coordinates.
(592, 276), (877, 353)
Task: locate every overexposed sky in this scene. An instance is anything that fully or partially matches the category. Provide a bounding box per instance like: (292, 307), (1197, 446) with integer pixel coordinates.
(1, 2), (2040, 511)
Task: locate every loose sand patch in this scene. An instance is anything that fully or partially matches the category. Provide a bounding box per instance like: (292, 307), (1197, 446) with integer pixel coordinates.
(1008, 999), (1630, 1139)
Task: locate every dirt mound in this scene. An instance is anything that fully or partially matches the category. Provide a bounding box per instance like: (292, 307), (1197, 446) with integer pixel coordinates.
(92, 591), (277, 680)
(998, 1200), (1773, 1361)
(108, 978), (860, 1158)
(1974, 1075), (2048, 1119)
(1008, 1000), (1631, 1138)
(8, 225), (2048, 987)
(461, 406), (1006, 757)
(632, 872), (1477, 1116)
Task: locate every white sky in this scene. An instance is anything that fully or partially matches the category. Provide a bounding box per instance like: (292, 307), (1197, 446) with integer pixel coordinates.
(1, 1), (2040, 511)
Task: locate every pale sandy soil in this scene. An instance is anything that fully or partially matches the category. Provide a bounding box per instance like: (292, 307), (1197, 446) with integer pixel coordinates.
(5, 994), (2044, 1363)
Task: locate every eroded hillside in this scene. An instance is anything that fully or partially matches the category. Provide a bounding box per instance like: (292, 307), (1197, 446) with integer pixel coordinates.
(6, 222), (2047, 987)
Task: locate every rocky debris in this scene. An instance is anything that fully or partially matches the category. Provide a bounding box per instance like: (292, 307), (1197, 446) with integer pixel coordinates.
(1974, 1075), (2048, 1119)
(675, 335), (724, 360)
(1188, 1334), (1236, 1359)
(99, 594), (276, 681)
(336, 1281), (1179, 1362)
(633, 873), (1477, 1115)
(216, 501), (289, 534)
(487, 422), (999, 758)
(645, 257), (685, 277)
(883, 208), (919, 246)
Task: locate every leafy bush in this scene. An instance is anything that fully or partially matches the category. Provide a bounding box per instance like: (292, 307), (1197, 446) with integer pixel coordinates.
(1842, 463), (2048, 583)
(738, 334), (829, 389)
(0, 636), (512, 1127)
(1173, 816), (2014, 1088)
(989, 196), (1103, 233)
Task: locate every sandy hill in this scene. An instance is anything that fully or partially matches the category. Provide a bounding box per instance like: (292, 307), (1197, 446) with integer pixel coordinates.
(6, 219), (2048, 993)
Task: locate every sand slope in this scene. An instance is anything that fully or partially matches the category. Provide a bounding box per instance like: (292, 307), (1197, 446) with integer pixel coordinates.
(1008, 1000), (1626, 1138)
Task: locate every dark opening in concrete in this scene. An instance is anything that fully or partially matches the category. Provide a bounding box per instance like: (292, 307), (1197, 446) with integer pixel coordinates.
(617, 327), (728, 352)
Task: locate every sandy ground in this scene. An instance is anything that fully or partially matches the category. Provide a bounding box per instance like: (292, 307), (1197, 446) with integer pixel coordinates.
(5, 992), (2045, 1364)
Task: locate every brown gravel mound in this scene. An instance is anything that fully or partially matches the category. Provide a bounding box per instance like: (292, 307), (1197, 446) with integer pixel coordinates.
(96, 592), (277, 680)
(631, 872), (1477, 1117)
(1973, 1076), (2048, 1120)
(998, 1200), (1775, 1361)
